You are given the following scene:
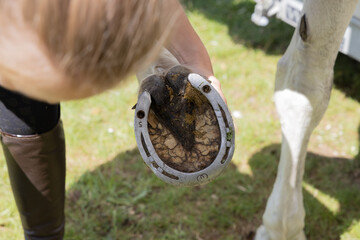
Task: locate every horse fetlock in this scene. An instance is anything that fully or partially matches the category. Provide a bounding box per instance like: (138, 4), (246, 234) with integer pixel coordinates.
(259, 186), (306, 240)
(256, 225), (306, 240)
(259, 215), (306, 240)
(255, 225), (271, 240)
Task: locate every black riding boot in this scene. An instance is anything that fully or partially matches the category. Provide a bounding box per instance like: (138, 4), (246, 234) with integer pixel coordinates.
(1, 121), (66, 240)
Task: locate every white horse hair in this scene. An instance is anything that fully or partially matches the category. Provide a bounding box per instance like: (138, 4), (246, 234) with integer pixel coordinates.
(255, 0), (359, 239)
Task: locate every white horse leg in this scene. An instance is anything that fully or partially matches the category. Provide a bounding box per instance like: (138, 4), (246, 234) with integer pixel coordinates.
(255, 0), (358, 239)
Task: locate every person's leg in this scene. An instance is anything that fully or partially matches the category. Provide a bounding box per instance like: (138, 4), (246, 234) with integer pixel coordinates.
(0, 86), (65, 240)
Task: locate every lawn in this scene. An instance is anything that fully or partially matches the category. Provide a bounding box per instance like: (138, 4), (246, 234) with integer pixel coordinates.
(0, 0), (360, 239)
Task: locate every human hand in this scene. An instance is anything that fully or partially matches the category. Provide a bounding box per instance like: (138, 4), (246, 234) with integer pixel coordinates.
(208, 76), (227, 104)
(181, 64), (227, 104)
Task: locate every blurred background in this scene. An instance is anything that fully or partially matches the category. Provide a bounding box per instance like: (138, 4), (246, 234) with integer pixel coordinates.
(0, 0), (359, 239)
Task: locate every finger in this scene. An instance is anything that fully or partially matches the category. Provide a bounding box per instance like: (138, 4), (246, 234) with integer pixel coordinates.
(208, 76), (227, 104)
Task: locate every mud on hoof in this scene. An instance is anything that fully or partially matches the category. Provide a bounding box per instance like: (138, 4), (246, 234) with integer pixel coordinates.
(139, 65), (221, 173)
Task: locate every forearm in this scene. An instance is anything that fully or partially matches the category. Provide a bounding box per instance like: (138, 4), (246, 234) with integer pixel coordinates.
(166, 1), (214, 78)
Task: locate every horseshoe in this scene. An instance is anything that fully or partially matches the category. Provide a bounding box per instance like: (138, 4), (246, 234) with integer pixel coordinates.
(134, 73), (235, 186)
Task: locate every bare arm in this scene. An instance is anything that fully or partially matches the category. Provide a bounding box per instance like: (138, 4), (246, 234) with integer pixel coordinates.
(167, 1), (226, 101)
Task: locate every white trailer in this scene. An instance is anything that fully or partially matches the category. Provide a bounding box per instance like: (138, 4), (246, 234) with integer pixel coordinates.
(251, 0), (360, 62)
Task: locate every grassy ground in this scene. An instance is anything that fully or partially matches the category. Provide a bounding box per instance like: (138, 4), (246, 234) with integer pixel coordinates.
(1, 0), (360, 239)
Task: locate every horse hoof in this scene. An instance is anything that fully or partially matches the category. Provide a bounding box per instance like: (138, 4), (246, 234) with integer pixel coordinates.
(134, 65), (235, 186)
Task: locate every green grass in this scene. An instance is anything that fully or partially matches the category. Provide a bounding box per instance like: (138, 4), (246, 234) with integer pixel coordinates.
(1, 0), (360, 239)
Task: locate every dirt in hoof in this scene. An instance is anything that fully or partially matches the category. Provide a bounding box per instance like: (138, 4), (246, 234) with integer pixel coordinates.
(139, 65), (221, 173)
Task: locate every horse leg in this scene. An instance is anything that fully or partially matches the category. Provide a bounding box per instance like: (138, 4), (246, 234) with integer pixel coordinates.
(255, 0), (358, 239)
(136, 48), (179, 82)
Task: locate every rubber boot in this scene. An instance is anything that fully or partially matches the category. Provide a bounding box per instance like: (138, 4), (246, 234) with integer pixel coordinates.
(1, 121), (66, 240)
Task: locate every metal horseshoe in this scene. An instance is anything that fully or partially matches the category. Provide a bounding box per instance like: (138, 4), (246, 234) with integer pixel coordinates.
(134, 73), (235, 186)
